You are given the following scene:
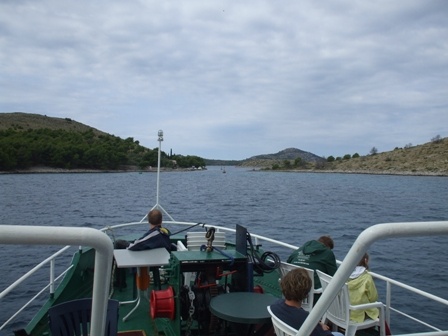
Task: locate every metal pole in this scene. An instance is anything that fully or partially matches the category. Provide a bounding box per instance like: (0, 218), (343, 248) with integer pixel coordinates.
(144, 129), (175, 222)
(50, 258), (55, 298)
(156, 129), (163, 207)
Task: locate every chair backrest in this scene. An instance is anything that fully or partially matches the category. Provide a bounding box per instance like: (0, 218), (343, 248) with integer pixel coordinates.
(267, 305), (298, 336)
(278, 262), (315, 311)
(316, 270), (351, 328)
(48, 298), (119, 336)
(186, 231), (226, 251)
(176, 240), (196, 285)
(177, 240), (188, 251)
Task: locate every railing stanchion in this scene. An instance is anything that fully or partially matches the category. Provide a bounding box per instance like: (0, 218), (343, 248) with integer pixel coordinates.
(386, 281), (391, 327)
(50, 258), (55, 299)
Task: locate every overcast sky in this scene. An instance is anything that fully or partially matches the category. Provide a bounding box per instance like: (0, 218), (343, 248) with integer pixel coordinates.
(1, 1), (447, 160)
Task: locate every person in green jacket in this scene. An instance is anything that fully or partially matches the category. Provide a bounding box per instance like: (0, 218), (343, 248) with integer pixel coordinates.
(347, 253), (379, 322)
(286, 236), (338, 290)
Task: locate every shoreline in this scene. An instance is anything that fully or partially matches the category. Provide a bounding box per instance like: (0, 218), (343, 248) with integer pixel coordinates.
(0, 166), (204, 174)
(306, 169), (447, 177)
(250, 167), (448, 177)
(2, 166), (447, 177)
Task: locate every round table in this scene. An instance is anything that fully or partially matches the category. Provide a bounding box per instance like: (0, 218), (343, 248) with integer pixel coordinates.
(209, 292), (278, 335)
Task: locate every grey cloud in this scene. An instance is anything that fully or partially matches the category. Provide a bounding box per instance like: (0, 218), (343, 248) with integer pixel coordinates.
(0, 0), (446, 159)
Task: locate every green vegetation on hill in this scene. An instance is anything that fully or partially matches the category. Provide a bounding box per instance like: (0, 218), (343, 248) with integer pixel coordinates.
(2, 112), (446, 176)
(322, 137), (448, 176)
(243, 136), (448, 176)
(0, 113), (205, 171)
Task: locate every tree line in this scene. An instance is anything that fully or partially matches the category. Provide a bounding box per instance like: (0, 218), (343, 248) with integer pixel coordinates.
(0, 128), (205, 171)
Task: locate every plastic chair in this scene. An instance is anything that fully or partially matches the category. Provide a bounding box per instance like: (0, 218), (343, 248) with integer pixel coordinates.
(186, 231), (226, 251)
(48, 298), (119, 336)
(267, 305), (298, 336)
(278, 262), (320, 312)
(316, 270), (386, 336)
(176, 240), (188, 251)
(176, 240), (195, 286)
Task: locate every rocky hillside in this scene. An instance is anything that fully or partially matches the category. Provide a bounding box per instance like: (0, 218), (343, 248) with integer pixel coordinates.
(323, 137), (448, 176)
(0, 112), (107, 135)
(239, 137), (447, 176)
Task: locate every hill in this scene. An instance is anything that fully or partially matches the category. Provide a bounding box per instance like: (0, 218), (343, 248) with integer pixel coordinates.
(245, 137), (448, 176)
(0, 112), (107, 135)
(322, 138), (448, 176)
(248, 147), (324, 162)
(205, 148), (325, 167)
(0, 112), (205, 171)
(2, 112), (446, 176)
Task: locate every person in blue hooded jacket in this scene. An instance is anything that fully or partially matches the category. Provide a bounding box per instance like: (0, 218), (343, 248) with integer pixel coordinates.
(127, 209), (173, 251)
(286, 236), (337, 290)
(113, 209), (175, 288)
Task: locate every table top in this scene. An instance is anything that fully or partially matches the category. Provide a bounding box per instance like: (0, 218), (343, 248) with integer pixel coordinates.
(209, 292), (278, 324)
(113, 247), (170, 268)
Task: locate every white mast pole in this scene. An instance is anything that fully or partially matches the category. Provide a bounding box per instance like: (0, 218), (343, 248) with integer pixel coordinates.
(147, 129), (174, 221)
(156, 130), (163, 207)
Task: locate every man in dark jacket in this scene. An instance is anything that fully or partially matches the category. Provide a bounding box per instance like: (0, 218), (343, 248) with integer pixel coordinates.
(113, 209), (175, 288)
(286, 236), (337, 290)
(127, 209), (173, 251)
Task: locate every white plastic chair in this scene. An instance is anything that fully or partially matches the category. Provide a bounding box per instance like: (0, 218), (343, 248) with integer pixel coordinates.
(316, 270), (386, 336)
(176, 240), (195, 286)
(186, 231), (226, 251)
(267, 305), (298, 336)
(176, 240), (187, 251)
(278, 262), (321, 312)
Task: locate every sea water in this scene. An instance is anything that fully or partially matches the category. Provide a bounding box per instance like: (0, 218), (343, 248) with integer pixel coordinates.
(1, 166), (447, 334)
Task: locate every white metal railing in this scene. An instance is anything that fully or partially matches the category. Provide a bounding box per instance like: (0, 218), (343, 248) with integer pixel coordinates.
(299, 221), (448, 336)
(0, 225), (113, 336)
(0, 245), (72, 300)
(1, 221), (447, 335)
(370, 270), (448, 331)
(1, 264), (74, 329)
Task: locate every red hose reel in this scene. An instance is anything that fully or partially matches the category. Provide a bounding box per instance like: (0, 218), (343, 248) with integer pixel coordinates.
(150, 286), (176, 320)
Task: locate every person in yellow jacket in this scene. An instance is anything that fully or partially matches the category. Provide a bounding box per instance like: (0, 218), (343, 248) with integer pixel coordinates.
(347, 253), (379, 322)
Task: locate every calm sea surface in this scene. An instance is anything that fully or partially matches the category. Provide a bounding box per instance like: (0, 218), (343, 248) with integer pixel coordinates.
(1, 166), (448, 334)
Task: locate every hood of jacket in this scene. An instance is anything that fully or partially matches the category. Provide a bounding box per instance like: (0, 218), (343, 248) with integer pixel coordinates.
(301, 240), (329, 255)
(347, 269), (369, 290)
(349, 266), (366, 280)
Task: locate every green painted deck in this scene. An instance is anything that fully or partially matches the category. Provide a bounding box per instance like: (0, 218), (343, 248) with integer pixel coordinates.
(25, 244), (381, 336)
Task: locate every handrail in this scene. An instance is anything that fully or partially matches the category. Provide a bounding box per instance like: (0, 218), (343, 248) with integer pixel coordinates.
(0, 245), (71, 299)
(2, 264), (73, 329)
(369, 271), (448, 331)
(371, 271), (448, 306)
(299, 221), (448, 336)
(0, 225), (113, 336)
(2, 221), (447, 335)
